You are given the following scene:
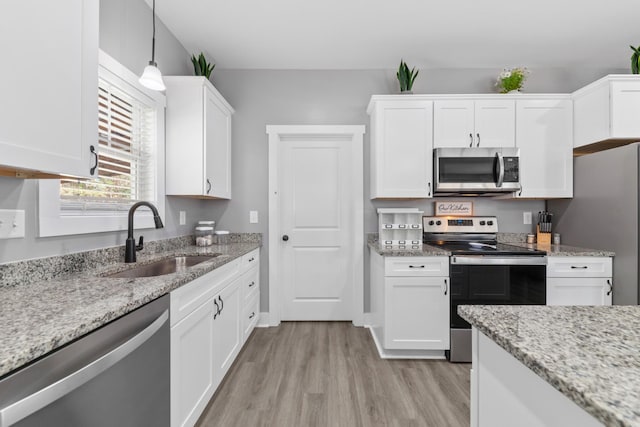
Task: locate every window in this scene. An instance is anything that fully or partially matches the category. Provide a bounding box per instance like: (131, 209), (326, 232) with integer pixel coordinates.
(38, 50), (165, 237)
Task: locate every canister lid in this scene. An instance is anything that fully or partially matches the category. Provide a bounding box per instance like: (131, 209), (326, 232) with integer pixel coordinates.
(195, 226), (214, 231)
(198, 220), (216, 225)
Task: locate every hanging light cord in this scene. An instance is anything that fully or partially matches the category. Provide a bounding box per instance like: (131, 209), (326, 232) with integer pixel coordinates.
(151, 0), (156, 65)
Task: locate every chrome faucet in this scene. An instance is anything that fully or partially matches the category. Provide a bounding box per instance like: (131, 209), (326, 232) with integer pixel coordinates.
(125, 201), (164, 263)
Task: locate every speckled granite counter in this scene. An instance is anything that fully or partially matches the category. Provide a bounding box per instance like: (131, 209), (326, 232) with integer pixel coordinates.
(0, 237), (260, 378)
(459, 305), (640, 427)
(509, 242), (615, 257)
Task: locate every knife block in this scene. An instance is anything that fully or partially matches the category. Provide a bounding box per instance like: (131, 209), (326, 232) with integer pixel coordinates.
(536, 225), (552, 245)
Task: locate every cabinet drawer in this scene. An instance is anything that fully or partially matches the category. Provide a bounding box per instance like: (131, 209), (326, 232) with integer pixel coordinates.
(241, 249), (259, 273)
(384, 257), (449, 277)
(547, 257), (612, 278)
(241, 265), (259, 304)
(242, 294), (260, 342)
(170, 258), (241, 326)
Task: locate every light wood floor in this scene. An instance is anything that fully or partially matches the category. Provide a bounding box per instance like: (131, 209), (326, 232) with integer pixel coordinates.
(196, 322), (470, 427)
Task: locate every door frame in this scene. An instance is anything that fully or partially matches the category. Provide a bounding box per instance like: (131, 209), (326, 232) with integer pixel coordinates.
(266, 125), (365, 327)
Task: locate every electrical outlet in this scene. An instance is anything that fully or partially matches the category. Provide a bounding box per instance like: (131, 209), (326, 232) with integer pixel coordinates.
(0, 209), (25, 239)
(179, 211), (186, 225)
(523, 211), (532, 225)
(249, 210), (258, 224)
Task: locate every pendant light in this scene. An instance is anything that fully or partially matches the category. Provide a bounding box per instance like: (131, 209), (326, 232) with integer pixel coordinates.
(139, 0), (166, 91)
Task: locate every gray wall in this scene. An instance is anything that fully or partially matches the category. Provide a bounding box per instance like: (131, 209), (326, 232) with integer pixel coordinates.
(0, 0), (205, 264)
(209, 67), (624, 312)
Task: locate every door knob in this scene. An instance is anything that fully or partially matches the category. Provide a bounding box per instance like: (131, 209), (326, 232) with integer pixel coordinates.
(282, 235), (289, 241)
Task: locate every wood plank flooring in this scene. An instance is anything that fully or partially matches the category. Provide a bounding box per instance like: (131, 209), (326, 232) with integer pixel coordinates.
(196, 322), (470, 427)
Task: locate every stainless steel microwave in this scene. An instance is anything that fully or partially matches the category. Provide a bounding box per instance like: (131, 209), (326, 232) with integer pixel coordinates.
(433, 147), (521, 194)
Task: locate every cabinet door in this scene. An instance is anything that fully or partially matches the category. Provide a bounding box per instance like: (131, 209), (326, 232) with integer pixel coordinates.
(516, 100), (573, 198)
(474, 100), (515, 147)
(212, 278), (242, 388)
(433, 100), (475, 148)
(370, 100), (433, 198)
(384, 276), (449, 350)
(204, 87), (232, 199)
(0, 0), (98, 178)
(171, 300), (215, 427)
(611, 80), (640, 138)
(547, 277), (613, 306)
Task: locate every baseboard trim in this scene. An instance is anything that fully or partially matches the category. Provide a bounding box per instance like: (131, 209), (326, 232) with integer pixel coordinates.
(367, 326), (447, 360)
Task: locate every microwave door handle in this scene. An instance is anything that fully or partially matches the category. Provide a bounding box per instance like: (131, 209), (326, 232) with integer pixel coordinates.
(495, 152), (504, 187)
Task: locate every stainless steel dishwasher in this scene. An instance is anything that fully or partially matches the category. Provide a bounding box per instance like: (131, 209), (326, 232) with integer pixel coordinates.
(0, 294), (170, 427)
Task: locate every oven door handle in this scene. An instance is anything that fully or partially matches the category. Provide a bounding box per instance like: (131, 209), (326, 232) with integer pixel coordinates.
(495, 152), (504, 188)
(451, 255), (547, 266)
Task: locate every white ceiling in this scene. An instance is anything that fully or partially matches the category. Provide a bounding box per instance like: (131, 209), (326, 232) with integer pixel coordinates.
(153, 0), (640, 70)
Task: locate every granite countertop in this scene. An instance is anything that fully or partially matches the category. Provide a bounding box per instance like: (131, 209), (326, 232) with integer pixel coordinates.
(0, 240), (260, 378)
(367, 241), (450, 257)
(459, 305), (640, 427)
(509, 242), (615, 257)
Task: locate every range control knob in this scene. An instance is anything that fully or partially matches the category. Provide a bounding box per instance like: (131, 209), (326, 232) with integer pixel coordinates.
(487, 220), (494, 226)
(436, 220), (442, 226)
(428, 220), (435, 226)
(479, 221), (486, 226)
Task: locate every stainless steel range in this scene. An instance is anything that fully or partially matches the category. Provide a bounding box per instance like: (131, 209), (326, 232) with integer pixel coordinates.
(423, 216), (546, 362)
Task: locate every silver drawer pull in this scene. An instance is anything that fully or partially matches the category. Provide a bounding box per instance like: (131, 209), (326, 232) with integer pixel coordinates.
(570, 266), (588, 269)
(249, 281), (256, 287)
(408, 265), (425, 269)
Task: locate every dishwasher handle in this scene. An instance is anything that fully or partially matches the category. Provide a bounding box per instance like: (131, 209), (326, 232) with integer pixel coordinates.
(0, 310), (168, 427)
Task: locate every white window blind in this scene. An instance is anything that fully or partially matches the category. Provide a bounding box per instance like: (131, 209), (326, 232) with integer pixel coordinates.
(59, 78), (157, 214)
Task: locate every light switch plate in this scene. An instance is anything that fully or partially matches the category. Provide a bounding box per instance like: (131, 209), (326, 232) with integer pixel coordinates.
(249, 210), (258, 224)
(0, 209), (25, 239)
(179, 211), (186, 225)
(523, 211), (532, 225)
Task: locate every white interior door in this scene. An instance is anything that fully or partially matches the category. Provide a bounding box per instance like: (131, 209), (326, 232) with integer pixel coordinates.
(268, 126), (364, 323)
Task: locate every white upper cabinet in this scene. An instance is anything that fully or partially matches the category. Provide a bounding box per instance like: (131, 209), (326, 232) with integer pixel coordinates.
(368, 97), (433, 199)
(434, 99), (515, 148)
(0, 0), (99, 178)
(165, 77), (234, 199)
(573, 75), (640, 150)
(515, 99), (573, 198)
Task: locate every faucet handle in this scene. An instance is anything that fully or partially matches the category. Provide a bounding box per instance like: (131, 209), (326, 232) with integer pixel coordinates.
(136, 236), (144, 251)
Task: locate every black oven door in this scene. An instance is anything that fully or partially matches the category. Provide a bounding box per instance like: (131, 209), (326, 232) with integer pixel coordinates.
(450, 256), (546, 329)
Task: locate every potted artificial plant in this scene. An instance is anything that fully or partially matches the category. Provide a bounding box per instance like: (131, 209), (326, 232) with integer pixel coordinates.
(191, 52), (215, 80)
(397, 60), (419, 94)
(631, 45), (640, 74)
(495, 67), (529, 93)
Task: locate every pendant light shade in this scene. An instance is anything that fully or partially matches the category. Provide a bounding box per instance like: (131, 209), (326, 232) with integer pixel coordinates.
(140, 62), (166, 91)
(139, 0), (165, 91)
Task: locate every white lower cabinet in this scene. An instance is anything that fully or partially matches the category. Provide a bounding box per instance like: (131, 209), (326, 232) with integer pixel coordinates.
(546, 257), (613, 305)
(370, 250), (450, 358)
(170, 249), (260, 427)
(385, 276), (449, 350)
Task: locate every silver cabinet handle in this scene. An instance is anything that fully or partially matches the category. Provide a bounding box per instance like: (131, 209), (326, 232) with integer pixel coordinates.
(0, 310), (168, 427)
(469, 133), (473, 147)
(607, 279), (613, 296)
(476, 133), (480, 147)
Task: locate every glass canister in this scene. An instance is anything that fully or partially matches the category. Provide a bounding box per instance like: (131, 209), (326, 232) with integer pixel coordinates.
(195, 226), (214, 246)
(213, 230), (230, 245)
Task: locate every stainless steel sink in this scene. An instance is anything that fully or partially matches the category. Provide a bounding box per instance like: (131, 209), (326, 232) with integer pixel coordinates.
(105, 255), (220, 278)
